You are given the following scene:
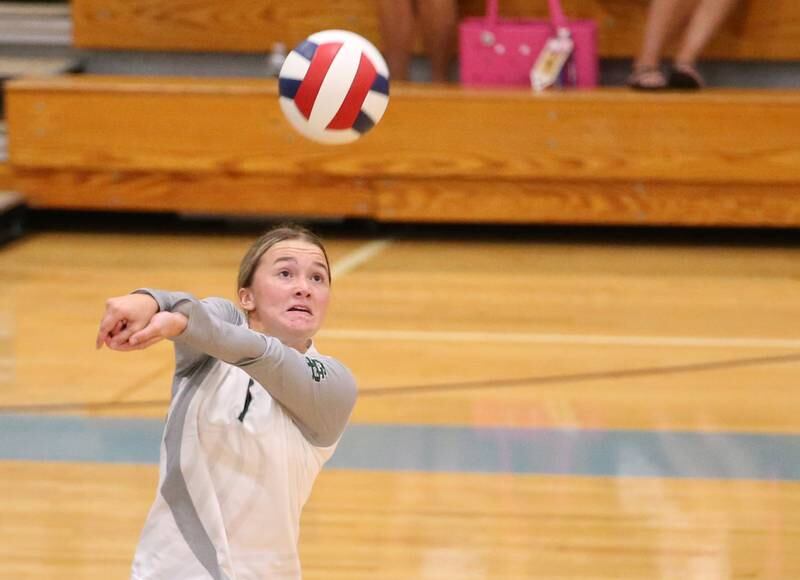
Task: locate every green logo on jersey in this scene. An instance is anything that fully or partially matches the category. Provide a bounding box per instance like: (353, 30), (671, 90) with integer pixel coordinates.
(306, 357), (327, 382)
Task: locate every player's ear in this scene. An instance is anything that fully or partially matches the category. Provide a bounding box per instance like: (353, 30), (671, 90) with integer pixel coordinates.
(239, 287), (255, 311)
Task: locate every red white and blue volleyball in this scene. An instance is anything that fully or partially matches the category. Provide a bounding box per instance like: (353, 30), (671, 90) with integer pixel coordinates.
(278, 30), (390, 145)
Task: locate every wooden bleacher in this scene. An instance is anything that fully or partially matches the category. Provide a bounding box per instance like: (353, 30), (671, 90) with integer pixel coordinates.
(0, 165), (12, 193)
(4, 0), (800, 226)
(70, 0), (800, 61)
(7, 76), (800, 226)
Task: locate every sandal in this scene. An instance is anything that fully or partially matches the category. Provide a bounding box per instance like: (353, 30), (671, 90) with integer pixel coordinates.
(627, 66), (667, 91)
(668, 63), (704, 90)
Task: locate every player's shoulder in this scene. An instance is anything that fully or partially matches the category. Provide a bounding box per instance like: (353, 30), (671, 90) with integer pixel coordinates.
(305, 344), (356, 384)
(305, 343), (337, 365)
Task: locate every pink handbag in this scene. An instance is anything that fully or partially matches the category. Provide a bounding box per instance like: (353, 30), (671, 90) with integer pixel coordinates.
(459, 0), (598, 88)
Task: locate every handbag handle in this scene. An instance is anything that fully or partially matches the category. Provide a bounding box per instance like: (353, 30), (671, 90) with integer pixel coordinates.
(547, 0), (569, 29)
(486, 0), (499, 22)
(485, 0), (569, 29)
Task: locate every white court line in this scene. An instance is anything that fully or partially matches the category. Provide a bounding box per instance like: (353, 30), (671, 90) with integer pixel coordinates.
(330, 239), (392, 278)
(317, 328), (800, 350)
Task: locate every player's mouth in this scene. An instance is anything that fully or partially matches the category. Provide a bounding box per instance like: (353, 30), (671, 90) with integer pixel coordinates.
(287, 304), (313, 316)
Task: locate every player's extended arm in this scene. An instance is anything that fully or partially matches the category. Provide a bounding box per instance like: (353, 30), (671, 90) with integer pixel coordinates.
(132, 290), (245, 375)
(158, 294), (357, 447)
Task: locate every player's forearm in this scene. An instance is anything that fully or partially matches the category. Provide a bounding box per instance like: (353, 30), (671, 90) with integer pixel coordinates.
(170, 296), (266, 363)
(133, 289), (195, 313)
(134, 290), (248, 374)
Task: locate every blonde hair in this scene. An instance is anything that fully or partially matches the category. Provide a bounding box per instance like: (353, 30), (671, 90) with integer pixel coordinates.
(237, 224), (331, 291)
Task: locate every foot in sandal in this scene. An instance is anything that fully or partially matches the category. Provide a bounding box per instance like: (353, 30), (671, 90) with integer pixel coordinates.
(628, 66), (668, 91)
(668, 62), (705, 90)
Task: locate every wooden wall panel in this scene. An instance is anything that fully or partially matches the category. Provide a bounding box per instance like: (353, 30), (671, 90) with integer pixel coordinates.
(8, 76), (800, 226)
(13, 169), (373, 217)
(71, 0), (800, 61)
(16, 168), (800, 226)
(376, 179), (800, 226)
(8, 77), (800, 185)
(71, 0), (378, 53)
(0, 164), (13, 192)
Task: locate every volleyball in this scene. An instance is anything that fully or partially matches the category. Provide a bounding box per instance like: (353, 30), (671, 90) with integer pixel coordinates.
(278, 30), (390, 145)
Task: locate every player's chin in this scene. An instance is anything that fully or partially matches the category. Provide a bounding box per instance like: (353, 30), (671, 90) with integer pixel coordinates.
(281, 317), (320, 336)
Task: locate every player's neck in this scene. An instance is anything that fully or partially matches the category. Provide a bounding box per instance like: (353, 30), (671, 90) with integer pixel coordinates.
(247, 317), (311, 353)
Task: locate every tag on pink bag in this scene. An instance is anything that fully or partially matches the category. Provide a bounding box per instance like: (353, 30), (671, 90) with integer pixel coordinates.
(531, 28), (575, 91)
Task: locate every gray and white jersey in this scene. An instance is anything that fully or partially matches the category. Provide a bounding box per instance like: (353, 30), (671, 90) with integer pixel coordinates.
(130, 290), (357, 580)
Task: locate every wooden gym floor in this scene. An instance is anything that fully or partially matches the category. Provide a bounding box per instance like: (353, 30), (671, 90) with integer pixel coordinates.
(1, 216), (799, 579)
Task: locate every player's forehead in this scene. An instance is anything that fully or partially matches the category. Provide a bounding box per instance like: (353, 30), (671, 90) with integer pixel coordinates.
(263, 240), (327, 266)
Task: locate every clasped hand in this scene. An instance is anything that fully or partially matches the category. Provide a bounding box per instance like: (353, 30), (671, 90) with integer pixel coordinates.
(96, 293), (188, 351)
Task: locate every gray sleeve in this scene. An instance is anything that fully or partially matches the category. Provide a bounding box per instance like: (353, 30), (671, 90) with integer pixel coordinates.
(170, 295), (357, 447)
(133, 289), (246, 375)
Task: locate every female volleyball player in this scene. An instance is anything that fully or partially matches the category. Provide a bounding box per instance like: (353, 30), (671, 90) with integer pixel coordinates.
(96, 225), (358, 580)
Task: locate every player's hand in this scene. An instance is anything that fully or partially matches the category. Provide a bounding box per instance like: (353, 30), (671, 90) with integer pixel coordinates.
(109, 311), (188, 351)
(96, 293), (159, 349)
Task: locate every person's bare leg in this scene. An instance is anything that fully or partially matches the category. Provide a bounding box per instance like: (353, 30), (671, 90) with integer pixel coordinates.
(634, 0), (697, 70)
(378, 0), (415, 81)
(674, 0), (739, 65)
(417, 0), (457, 82)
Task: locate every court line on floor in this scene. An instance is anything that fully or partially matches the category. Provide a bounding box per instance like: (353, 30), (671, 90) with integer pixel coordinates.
(330, 239), (392, 278)
(318, 328), (800, 349)
(2, 413), (799, 480)
(356, 351), (800, 396)
(2, 351), (799, 413)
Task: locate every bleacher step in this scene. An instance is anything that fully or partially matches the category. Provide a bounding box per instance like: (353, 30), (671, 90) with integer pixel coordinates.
(0, 56), (81, 80)
(70, 0), (800, 60)
(0, 57), (82, 119)
(7, 76), (800, 226)
(0, 2), (72, 46)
